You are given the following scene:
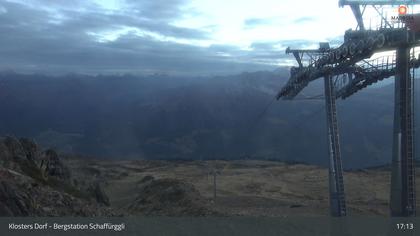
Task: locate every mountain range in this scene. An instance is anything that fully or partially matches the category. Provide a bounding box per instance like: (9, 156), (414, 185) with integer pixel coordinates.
(0, 69), (418, 169)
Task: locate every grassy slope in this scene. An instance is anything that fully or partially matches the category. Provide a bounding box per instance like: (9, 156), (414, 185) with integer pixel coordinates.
(67, 159), (420, 216)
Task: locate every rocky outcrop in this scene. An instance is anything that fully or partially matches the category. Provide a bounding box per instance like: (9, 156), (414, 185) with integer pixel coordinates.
(19, 138), (41, 163)
(0, 137), (117, 216)
(0, 180), (34, 216)
(2, 136), (27, 161)
(88, 182), (110, 206)
(0, 169), (116, 217)
(0, 137), (72, 182)
(43, 149), (71, 182)
(0, 140), (20, 171)
(0, 136), (42, 173)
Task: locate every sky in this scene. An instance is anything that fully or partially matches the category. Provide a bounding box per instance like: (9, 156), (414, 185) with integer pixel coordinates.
(0, 0), (415, 75)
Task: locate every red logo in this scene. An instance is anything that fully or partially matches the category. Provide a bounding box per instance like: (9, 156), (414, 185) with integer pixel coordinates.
(399, 5), (408, 15)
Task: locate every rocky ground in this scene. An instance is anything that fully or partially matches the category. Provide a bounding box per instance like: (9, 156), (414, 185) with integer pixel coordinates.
(1, 137), (419, 217)
(0, 136), (115, 216)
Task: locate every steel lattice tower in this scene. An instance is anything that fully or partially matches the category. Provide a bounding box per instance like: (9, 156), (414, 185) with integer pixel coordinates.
(277, 0), (420, 217)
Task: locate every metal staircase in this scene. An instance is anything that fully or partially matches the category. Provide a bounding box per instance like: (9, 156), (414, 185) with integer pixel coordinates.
(336, 54), (420, 99)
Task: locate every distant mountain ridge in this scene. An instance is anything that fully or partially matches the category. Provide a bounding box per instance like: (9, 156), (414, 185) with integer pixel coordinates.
(0, 70), (418, 168)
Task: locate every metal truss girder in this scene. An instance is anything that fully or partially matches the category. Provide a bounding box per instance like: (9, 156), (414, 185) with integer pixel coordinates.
(324, 75), (347, 217)
(350, 5), (365, 30)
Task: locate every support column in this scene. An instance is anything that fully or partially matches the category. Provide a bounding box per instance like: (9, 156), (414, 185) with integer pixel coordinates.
(324, 75), (347, 217)
(390, 46), (416, 217)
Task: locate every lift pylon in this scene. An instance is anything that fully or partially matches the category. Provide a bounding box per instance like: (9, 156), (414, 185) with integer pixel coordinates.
(324, 75), (347, 217)
(276, 0), (420, 217)
(391, 45), (416, 217)
(278, 44), (347, 216)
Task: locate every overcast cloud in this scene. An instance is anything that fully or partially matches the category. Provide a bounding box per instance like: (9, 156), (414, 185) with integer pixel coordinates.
(0, 0), (368, 75)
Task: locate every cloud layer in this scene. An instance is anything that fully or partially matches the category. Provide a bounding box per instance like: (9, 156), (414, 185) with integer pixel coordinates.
(0, 0), (343, 75)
